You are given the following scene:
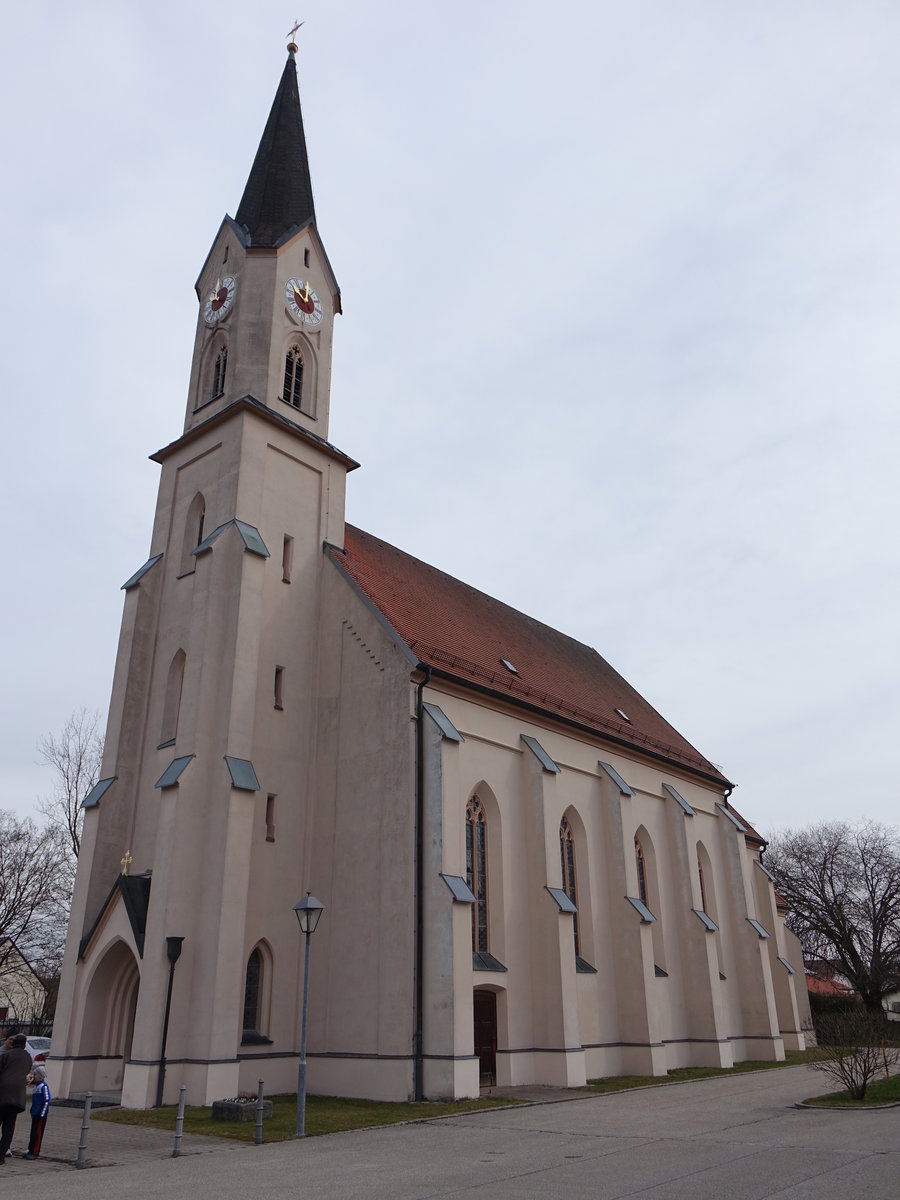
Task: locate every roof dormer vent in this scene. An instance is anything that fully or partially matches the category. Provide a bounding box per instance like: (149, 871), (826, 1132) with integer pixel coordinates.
(500, 659), (518, 674)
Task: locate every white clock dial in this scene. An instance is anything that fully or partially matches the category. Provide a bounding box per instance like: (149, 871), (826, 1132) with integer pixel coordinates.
(204, 275), (236, 325)
(285, 278), (324, 327)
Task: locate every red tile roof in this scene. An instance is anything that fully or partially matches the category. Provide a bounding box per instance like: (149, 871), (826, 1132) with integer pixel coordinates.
(331, 526), (730, 786)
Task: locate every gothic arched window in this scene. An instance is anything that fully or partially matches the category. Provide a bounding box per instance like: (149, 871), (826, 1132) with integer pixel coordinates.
(466, 796), (488, 952)
(211, 345), (227, 400)
(635, 837), (648, 907)
(283, 345), (303, 409)
(560, 816), (580, 955)
(698, 857), (708, 912)
(243, 948), (262, 1035)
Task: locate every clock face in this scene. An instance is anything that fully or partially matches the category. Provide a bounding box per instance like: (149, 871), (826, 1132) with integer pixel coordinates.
(204, 275), (236, 325)
(285, 278), (324, 327)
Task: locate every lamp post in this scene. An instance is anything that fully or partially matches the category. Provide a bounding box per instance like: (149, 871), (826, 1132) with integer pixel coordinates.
(156, 936), (185, 1108)
(293, 892), (324, 1137)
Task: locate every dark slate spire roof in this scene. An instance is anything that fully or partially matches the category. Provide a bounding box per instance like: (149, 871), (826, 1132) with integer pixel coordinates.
(235, 48), (316, 246)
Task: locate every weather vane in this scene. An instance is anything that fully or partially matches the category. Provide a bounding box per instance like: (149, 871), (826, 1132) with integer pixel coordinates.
(287, 19), (304, 50)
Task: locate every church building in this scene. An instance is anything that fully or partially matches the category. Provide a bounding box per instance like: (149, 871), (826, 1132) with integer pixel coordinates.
(50, 43), (811, 1108)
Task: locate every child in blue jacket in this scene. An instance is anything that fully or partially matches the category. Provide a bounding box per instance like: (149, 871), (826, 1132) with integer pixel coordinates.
(24, 1064), (50, 1160)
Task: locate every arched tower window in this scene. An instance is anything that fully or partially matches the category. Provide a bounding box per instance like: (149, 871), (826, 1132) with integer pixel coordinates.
(698, 857), (708, 912)
(179, 492), (206, 575)
(282, 345), (303, 409)
(160, 649), (186, 745)
(635, 837), (648, 906)
(560, 816), (580, 955)
(466, 796), (488, 953)
(211, 345), (227, 401)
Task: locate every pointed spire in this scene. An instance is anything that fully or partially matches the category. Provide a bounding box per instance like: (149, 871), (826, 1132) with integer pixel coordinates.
(235, 46), (317, 247)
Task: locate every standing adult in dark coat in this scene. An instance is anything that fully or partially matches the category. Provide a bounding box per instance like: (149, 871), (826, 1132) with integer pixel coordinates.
(0, 1034), (32, 1162)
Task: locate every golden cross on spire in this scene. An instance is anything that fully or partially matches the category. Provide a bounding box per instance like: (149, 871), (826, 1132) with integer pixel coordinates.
(121, 850), (133, 877)
(287, 19), (304, 49)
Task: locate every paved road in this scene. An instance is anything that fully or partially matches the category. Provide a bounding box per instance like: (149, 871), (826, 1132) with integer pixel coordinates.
(2, 1066), (897, 1199)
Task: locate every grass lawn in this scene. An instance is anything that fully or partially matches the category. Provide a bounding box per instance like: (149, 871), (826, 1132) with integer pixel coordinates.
(586, 1050), (812, 1095)
(803, 1073), (900, 1108)
(94, 1051), (820, 1141)
(94, 1092), (524, 1142)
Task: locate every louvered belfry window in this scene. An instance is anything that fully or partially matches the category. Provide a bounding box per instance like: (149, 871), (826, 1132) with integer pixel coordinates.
(211, 346), (227, 400)
(283, 345), (303, 408)
(466, 796), (488, 952)
(560, 817), (580, 955)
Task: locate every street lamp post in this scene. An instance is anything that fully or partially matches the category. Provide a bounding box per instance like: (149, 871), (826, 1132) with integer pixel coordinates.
(155, 936), (185, 1108)
(293, 892), (325, 1137)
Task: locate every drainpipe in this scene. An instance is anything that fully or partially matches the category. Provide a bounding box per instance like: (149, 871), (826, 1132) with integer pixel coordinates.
(413, 664), (432, 1102)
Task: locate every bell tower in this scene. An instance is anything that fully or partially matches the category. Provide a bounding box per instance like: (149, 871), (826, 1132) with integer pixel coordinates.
(51, 41), (358, 1108)
(185, 39), (341, 438)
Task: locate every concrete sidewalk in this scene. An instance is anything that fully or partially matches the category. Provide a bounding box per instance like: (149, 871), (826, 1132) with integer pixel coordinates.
(1, 1100), (244, 1176)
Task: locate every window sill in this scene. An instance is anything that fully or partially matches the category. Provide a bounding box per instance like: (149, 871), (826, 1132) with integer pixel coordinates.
(273, 703), (283, 712)
(472, 950), (507, 972)
(193, 395), (223, 415)
(240, 1031), (273, 1046)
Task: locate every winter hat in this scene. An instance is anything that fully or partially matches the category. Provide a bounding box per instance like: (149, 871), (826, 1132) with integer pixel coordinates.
(30, 1064), (46, 1080)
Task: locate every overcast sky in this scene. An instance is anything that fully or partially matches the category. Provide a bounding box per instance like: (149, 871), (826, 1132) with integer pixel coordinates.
(1, 2), (897, 838)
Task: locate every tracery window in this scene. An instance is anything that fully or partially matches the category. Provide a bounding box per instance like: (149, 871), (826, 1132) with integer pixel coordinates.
(211, 346), (227, 400)
(283, 345), (303, 408)
(635, 837), (648, 906)
(466, 796), (488, 952)
(560, 817), (580, 955)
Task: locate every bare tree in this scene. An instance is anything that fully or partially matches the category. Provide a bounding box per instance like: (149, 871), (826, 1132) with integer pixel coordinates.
(766, 821), (900, 1012)
(36, 707), (104, 866)
(806, 1007), (900, 1100)
(0, 811), (70, 989)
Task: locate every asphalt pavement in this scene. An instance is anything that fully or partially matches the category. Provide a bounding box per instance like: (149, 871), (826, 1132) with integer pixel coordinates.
(1, 1065), (897, 1199)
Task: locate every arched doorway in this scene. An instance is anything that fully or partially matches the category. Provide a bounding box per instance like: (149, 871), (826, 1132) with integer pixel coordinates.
(473, 989), (497, 1086)
(79, 940), (140, 1093)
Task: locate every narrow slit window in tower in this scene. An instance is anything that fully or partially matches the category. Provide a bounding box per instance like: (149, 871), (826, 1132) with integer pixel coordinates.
(282, 534), (294, 583)
(274, 666), (284, 710)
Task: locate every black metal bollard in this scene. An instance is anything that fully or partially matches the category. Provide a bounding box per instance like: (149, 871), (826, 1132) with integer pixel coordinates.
(76, 1092), (93, 1169)
(254, 1079), (265, 1145)
(173, 1084), (187, 1157)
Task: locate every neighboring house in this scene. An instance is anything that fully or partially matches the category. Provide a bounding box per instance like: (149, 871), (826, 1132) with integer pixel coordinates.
(49, 43), (812, 1109)
(804, 959), (856, 1002)
(0, 941), (46, 1025)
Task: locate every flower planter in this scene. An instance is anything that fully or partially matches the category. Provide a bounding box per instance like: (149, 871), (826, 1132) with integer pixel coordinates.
(212, 1098), (273, 1122)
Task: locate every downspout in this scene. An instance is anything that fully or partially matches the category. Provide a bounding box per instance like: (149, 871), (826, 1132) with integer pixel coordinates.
(413, 664), (432, 1102)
